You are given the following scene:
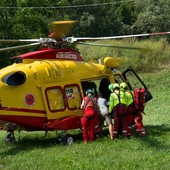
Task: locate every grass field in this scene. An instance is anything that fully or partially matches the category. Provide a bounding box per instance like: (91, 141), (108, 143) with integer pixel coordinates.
(0, 68), (170, 170)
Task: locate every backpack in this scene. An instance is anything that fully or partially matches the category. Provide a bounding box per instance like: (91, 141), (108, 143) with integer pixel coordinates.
(113, 92), (127, 116)
(134, 88), (145, 112)
(83, 96), (97, 119)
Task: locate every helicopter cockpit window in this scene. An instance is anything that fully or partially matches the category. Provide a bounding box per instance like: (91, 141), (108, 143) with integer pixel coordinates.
(46, 87), (65, 111)
(64, 84), (82, 110)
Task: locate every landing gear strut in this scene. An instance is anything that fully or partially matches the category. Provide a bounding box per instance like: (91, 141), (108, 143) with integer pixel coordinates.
(4, 123), (17, 144)
(62, 134), (74, 145)
(57, 131), (74, 145)
(4, 132), (16, 143)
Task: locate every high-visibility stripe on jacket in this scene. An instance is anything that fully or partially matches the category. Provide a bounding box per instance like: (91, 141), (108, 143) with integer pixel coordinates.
(109, 90), (127, 113)
(125, 91), (134, 106)
(120, 87), (134, 107)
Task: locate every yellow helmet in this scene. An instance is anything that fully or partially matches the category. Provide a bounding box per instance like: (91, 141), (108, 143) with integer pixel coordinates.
(120, 82), (127, 89)
(113, 83), (120, 89)
(108, 83), (114, 91)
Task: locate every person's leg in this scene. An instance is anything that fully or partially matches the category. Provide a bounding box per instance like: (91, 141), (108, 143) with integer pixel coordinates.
(81, 116), (89, 142)
(104, 115), (113, 139)
(121, 115), (127, 137)
(127, 114), (133, 137)
(135, 112), (146, 136)
(113, 116), (119, 138)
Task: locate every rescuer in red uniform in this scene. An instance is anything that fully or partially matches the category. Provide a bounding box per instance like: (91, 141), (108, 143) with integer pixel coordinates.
(109, 83), (128, 139)
(135, 112), (146, 136)
(81, 89), (98, 142)
(120, 83), (146, 137)
(134, 87), (146, 137)
(120, 82), (136, 138)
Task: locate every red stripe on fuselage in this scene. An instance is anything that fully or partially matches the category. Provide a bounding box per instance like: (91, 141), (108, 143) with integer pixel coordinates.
(0, 107), (46, 114)
(0, 115), (47, 130)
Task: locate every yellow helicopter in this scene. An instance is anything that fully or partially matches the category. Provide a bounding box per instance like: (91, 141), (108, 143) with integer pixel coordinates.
(0, 21), (169, 144)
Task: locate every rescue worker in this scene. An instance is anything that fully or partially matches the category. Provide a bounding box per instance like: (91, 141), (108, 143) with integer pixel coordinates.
(109, 83), (128, 139)
(80, 89), (98, 142)
(97, 91), (113, 140)
(135, 112), (146, 136)
(120, 82), (136, 138)
(121, 83), (146, 137)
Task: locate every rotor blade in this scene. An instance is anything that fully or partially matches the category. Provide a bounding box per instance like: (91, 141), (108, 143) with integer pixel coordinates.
(76, 42), (145, 50)
(0, 39), (40, 43)
(0, 43), (40, 52)
(66, 32), (170, 43)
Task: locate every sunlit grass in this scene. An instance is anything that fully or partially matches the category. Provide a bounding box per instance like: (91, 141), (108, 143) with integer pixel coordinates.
(78, 38), (170, 72)
(0, 55), (170, 170)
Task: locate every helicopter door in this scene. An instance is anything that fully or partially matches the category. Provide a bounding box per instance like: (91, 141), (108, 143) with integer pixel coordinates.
(42, 83), (82, 120)
(122, 66), (153, 102)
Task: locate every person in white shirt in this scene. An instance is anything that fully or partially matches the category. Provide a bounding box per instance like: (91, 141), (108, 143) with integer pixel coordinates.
(97, 92), (113, 140)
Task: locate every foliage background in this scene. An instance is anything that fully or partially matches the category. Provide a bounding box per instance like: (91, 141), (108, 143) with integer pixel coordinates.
(0, 1), (170, 169)
(0, 0), (169, 69)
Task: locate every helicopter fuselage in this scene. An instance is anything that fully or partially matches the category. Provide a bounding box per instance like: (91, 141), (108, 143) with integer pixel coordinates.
(0, 48), (122, 131)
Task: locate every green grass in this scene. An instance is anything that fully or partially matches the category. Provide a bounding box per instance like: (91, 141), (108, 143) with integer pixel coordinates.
(78, 39), (170, 72)
(0, 69), (170, 170)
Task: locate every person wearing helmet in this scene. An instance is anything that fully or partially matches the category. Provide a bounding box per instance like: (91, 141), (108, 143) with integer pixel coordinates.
(120, 82), (127, 90)
(97, 91), (113, 140)
(120, 82), (146, 138)
(134, 88), (146, 137)
(120, 82), (146, 137)
(108, 83), (114, 92)
(81, 89), (98, 142)
(109, 83), (128, 139)
(120, 82), (135, 138)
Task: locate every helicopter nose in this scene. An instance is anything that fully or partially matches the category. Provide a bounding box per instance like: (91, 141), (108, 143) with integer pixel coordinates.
(2, 71), (26, 86)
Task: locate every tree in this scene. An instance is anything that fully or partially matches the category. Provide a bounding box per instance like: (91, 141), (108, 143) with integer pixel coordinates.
(133, 0), (170, 33)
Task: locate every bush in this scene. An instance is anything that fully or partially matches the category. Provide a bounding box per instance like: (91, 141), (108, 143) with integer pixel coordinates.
(77, 38), (170, 72)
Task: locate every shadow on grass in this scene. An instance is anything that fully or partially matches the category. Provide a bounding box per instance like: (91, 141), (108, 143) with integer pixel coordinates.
(136, 124), (170, 150)
(0, 124), (169, 157)
(0, 132), (83, 158)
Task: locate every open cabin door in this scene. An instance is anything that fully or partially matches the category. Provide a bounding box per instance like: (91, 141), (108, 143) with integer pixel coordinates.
(80, 77), (111, 101)
(122, 66), (153, 102)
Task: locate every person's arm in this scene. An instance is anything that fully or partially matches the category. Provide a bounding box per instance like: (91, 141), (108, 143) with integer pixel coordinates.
(109, 94), (114, 113)
(80, 99), (85, 109)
